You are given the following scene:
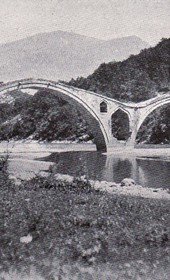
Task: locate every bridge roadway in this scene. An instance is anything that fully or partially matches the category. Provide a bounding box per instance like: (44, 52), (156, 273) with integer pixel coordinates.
(0, 78), (170, 152)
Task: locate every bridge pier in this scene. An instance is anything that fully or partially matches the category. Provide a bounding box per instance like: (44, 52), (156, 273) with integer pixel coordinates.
(126, 108), (139, 148)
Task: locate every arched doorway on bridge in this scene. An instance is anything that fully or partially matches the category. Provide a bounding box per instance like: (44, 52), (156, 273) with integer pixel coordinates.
(111, 108), (130, 141)
(100, 101), (107, 113)
(136, 104), (170, 144)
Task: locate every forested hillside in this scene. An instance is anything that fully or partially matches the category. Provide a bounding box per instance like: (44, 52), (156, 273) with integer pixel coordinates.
(67, 38), (170, 102)
(0, 90), (92, 142)
(136, 105), (170, 144)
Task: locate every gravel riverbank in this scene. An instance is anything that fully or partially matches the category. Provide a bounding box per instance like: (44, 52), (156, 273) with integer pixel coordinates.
(53, 173), (170, 200)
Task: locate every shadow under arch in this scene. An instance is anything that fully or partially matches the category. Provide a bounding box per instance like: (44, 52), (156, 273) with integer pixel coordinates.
(111, 108), (130, 141)
(136, 103), (170, 144)
(0, 79), (107, 151)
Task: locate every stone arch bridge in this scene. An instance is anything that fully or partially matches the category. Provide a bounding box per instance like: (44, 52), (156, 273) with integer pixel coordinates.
(0, 78), (170, 152)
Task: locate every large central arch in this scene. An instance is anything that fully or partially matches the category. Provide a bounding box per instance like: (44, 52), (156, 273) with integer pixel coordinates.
(0, 79), (108, 151)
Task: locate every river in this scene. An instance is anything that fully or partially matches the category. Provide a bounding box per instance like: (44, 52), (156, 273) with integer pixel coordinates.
(0, 141), (170, 189)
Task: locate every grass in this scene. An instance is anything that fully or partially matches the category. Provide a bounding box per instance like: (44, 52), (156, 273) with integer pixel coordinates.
(0, 156), (170, 279)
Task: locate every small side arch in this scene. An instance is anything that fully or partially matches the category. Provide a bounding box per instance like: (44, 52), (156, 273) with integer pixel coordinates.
(100, 100), (108, 113)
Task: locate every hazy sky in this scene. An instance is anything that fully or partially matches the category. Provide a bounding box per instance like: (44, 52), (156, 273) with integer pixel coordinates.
(0, 0), (170, 45)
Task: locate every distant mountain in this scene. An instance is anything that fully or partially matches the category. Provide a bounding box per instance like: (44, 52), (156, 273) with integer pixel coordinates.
(67, 38), (170, 102)
(0, 31), (149, 82)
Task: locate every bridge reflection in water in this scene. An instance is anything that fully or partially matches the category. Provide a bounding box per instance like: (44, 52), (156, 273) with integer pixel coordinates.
(45, 151), (170, 189)
(103, 155), (147, 185)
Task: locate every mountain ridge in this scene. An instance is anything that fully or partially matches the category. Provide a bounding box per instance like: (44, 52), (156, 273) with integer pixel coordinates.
(0, 31), (149, 83)
(0, 30), (147, 47)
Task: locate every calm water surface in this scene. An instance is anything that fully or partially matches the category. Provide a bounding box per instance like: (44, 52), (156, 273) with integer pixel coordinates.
(43, 150), (170, 189)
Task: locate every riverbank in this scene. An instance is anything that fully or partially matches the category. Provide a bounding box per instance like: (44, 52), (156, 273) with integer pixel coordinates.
(105, 145), (170, 158)
(1, 140), (170, 157)
(0, 140), (96, 155)
(0, 167), (169, 280)
(53, 173), (170, 200)
(0, 141), (96, 180)
(9, 169), (170, 200)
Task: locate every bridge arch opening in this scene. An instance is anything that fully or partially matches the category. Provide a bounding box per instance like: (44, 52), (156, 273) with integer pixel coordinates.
(111, 108), (130, 141)
(100, 101), (107, 113)
(136, 104), (170, 145)
(0, 80), (108, 152)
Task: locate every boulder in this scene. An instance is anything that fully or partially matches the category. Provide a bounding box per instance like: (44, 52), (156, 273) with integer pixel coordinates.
(121, 178), (136, 187)
(54, 173), (74, 183)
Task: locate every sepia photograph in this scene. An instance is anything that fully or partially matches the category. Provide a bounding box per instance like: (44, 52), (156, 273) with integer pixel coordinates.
(0, 0), (170, 279)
